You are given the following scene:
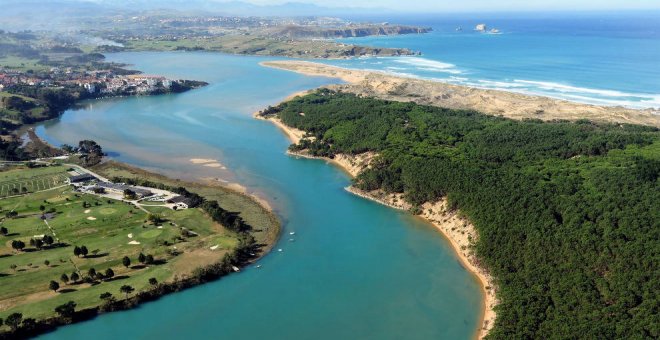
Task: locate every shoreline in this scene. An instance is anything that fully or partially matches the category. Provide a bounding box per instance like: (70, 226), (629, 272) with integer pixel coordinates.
(258, 113), (497, 339)
(260, 60), (660, 128)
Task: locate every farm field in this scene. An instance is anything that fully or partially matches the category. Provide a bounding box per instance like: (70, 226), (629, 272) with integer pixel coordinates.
(0, 164), (69, 197)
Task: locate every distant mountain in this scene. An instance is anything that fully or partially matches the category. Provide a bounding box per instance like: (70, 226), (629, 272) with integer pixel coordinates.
(0, 0), (394, 31)
(0, 0), (393, 17)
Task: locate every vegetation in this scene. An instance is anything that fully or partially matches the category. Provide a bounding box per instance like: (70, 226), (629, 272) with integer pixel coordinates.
(0, 163), (277, 337)
(265, 90), (660, 339)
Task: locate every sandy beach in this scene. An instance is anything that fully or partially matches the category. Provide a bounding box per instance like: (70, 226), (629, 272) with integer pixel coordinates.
(259, 114), (497, 339)
(262, 60), (660, 128)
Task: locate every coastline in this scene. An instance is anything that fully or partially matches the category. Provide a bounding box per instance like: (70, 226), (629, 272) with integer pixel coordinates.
(258, 113), (497, 339)
(0, 134), (281, 338)
(261, 60), (660, 128)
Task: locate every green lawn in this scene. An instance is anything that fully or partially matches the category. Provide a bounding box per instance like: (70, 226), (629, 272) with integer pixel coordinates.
(0, 165), (242, 325)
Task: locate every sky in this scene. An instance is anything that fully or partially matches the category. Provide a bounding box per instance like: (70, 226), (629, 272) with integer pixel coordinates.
(243, 0), (660, 12)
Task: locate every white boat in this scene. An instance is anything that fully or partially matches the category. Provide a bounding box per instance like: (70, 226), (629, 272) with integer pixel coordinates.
(289, 232), (295, 235)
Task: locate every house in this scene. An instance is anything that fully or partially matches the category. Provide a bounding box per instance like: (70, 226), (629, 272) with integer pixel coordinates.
(96, 182), (153, 198)
(167, 195), (194, 210)
(68, 173), (98, 184)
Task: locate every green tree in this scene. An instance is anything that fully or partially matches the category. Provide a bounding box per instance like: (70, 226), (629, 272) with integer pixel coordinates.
(99, 292), (114, 302)
(70, 272), (80, 283)
(43, 235), (54, 246)
(54, 301), (76, 319)
(122, 256), (131, 268)
(145, 254), (155, 265)
(0, 226), (8, 235)
(104, 268), (114, 279)
(11, 240), (25, 252)
(73, 246), (81, 257)
(5, 312), (22, 331)
(119, 285), (134, 299)
(148, 277), (158, 286)
(49, 280), (60, 292)
(80, 245), (89, 258)
(138, 252), (146, 264)
(60, 273), (69, 284)
(87, 267), (96, 279)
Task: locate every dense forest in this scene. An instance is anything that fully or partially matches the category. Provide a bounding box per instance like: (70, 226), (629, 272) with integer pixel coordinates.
(262, 89), (660, 339)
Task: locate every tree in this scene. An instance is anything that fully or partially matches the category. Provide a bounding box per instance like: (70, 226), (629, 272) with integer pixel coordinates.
(73, 245), (81, 257)
(138, 252), (146, 264)
(87, 267), (96, 279)
(39, 205), (45, 212)
(43, 235), (54, 246)
(33, 238), (44, 250)
(145, 254), (155, 265)
(5, 211), (18, 218)
(49, 280), (60, 292)
(123, 189), (137, 200)
(70, 272), (80, 283)
(61, 273), (69, 284)
(20, 318), (36, 330)
(80, 245), (89, 258)
(0, 226), (8, 235)
(104, 268), (114, 279)
(122, 256), (131, 268)
(44, 260), (50, 267)
(54, 301), (76, 319)
(5, 312), (22, 331)
(119, 285), (134, 299)
(148, 277), (158, 286)
(11, 240), (25, 252)
(0, 317), (3, 327)
(99, 292), (114, 304)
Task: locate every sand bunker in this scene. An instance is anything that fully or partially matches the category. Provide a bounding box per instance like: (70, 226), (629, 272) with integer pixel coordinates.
(86, 216), (96, 221)
(210, 245), (219, 250)
(127, 233), (133, 238)
(84, 209), (91, 214)
(128, 241), (141, 245)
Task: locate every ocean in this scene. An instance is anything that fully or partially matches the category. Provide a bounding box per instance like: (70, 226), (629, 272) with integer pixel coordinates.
(325, 11), (660, 109)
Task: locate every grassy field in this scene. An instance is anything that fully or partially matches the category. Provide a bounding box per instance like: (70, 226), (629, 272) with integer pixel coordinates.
(0, 162), (275, 327)
(0, 164), (69, 197)
(0, 56), (50, 72)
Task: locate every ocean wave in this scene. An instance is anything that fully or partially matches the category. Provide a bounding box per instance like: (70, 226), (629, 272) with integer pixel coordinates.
(512, 80), (638, 98)
(393, 57), (463, 74)
(326, 59), (659, 109)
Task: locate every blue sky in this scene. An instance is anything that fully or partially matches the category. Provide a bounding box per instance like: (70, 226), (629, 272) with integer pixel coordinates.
(245, 0), (660, 12)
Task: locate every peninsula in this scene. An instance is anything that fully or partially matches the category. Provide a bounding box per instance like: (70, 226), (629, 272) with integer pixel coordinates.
(258, 85), (659, 339)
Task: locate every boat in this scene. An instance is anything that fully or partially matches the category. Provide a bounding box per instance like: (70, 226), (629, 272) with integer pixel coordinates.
(456, 26), (462, 32)
(489, 28), (501, 34)
(289, 232), (295, 235)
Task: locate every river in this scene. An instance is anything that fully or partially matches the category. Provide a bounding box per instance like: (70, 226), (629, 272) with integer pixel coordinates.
(36, 52), (482, 339)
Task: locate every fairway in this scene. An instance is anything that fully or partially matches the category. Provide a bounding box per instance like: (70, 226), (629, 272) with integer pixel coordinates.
(0, 165), (242, 324)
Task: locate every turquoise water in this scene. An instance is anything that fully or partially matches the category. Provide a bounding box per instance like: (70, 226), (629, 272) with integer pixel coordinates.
(327, 12), (660, 109)
(36, 52), (483, 339)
